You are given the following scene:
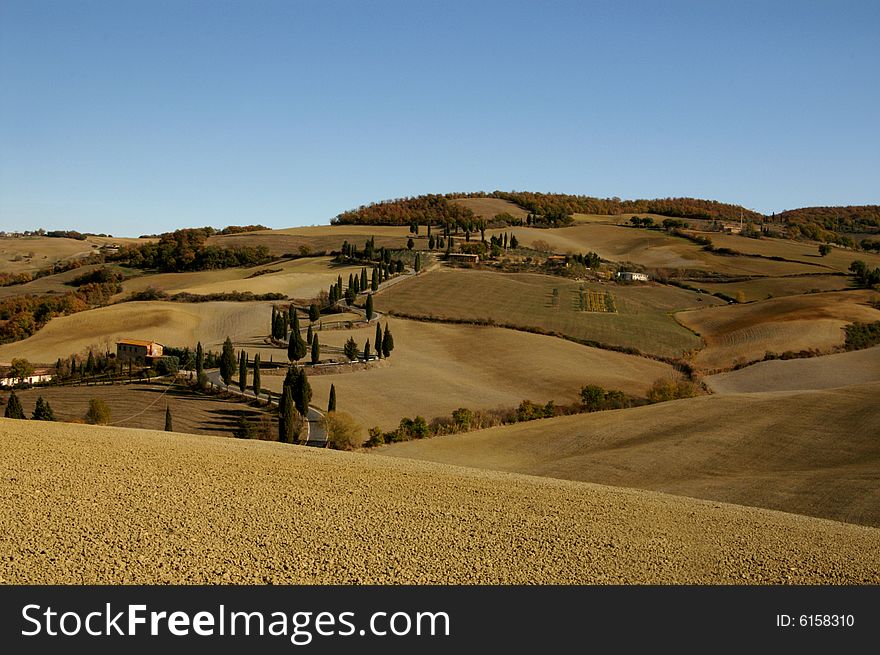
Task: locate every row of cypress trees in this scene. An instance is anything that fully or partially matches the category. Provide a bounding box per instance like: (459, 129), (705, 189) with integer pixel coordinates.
(3, 390), (54, 421)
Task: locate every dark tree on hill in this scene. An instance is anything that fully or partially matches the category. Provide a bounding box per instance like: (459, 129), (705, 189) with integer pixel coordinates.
(510, 234), (519, 249)
(363, 339), (371, 362)
(407, 237), (414, 250)
(375, 322), (383, 358)
(288, 319), (307, 362)
(306, 323), (313, 345)
(414, 252), (421, 272)
(348, 273), (354, 291)
(238, 350), (247, 392)
(86, 350), (95, 374)
(428, 235), (435, 250)
(344, 286), (356, 305)
(311, 333), (320, 365)
(294, 367), (312, 416)
(287, 304), (296, 328)
(366, 293), (374, 321)
(220, 337), (236, 387)
(278, 386), (295, 443)
(382, 324), (394, 358)
(309, 303), (320, 322)
(395, 260), (404, 273)
(164, 406), (173, 431)
(4, 390), (25, 419)
(252, 353), (261, 400)
(344, 336), (359, 361)
(32, 396), (55, 421)
(360, 267), (367, 290)
(818, 244), (832, 256)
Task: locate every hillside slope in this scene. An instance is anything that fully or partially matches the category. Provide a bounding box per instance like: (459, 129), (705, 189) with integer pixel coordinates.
(380, 383), (880, 527)
(1, 419), (878, 584)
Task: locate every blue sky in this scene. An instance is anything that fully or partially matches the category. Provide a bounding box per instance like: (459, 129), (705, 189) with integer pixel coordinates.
(1, 0), (878, 235)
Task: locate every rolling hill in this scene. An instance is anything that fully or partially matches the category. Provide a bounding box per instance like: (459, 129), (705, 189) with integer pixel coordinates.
(379, 383), (880, 527)
(1, 418), (877, 584)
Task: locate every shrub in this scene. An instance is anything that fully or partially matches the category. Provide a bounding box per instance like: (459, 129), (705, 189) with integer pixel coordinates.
(365, 426), (385, 448)
(647, 378), (697, 403)
(85, 399), (111, 425)
(154, 356), (179, 375)
(322, 411), (363, 450)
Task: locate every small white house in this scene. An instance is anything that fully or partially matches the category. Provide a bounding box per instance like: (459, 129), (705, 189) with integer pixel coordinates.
(616, 271), (649, 282)
(0, 368), (54, 387)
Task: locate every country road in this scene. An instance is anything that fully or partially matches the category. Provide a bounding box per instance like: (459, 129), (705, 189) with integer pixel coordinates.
(204, 369), (327, 445)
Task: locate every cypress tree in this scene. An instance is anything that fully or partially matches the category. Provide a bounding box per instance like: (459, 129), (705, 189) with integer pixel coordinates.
(86, 350), (95, 374)
(294, 367), (312, 416)
(309, 303), (320, 322)
(344, 336), (359, 361)
(415, 252), (421, 272)
(375, 322), (383, 358)
(32, 396), (55, 421)
(348, 273), (354, 291)
(279, 386), (295, 443)
(164, 406), (173, 431)
(252, 353), (261, 400)
(288, 304), (296, 328)
(382, 324), (394, 358)
(4, 390), (24, 419)
(239, 350), (247, 392)
(196, 341), (205, 376)
(363, 339), (371, 362)
(407, 237), (414, 250)
(371, 267), (379, 291)
(328, 384), (336, 412)
(220, 337), (236, 387)
(271, 306), (277, 335)
(360, 268), (367, 290)
(288, 312), (306, 362)
(337, 274), (343, 292)
(366, 293), (374, 321)
(306, 323), (313, 345)
(353, 274), (360, 294)
(311, 333), (320, 365)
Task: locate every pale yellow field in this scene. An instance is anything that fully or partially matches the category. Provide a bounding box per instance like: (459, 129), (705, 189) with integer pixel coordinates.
(677, 290), (880, 371)
(491, 224), (823, 275)
(207, 226), (412, 256)
(262, 317), (677, 431)
(449, 197), (529, 220)
(707, 232), (880, 273)
(0, 236), (96, 274)
(695, 274), (852, 302)
(0, 300), (283, 364)
(381, 382), (880, 527)
(3, 419), (878, 584)
(115, 257), (363, 300)
(705, 346), (880, 393)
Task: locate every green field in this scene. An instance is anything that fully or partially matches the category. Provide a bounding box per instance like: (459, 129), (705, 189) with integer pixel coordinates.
(375, 269), (721, 358)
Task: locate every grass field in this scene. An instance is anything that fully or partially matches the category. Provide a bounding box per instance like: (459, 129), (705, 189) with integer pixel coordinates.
(0, 263), (126, 299)
(705, 346), (880, 393)
(261, 317), (677, 431)
(374, 269), (719, 358)
(0, 236), (97, 274)
(12, 383), (267, 437)
(449, 197), (529, 221)
(380, 382), (880, 527)
(3, 419), (878, 584)
(0, 300), (283, 364)
(207, 226), (412, 256)
(489, 224), (826, 276)
(677, 289), (880, 371)
(695, 274), (852, 302)
(115, 256), (363, 300)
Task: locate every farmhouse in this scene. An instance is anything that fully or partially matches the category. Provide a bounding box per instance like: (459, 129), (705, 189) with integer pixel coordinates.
(0, 367), (54, 387)
(446, 253), (479, 263)
(616, 271), (649, 282)
(116, 339), (164, 365)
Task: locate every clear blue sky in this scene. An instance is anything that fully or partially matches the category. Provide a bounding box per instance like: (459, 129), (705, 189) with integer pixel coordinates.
(1, 0), (878, 235)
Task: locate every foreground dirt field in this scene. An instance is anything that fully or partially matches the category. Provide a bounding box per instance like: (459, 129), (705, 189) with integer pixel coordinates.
(263, 317), (676, 431)
(677, 289), (880, 371)
(2, 419), (878, 584)
(705, 346), (880, 393)
(380, 383), (880, 527)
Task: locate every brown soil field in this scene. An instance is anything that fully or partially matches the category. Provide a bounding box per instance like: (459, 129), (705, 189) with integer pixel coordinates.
(677, 289), (880, 371)
(207, 226), (411, 256)
(10, 383), (268, 437)
(705, 346), (880, 393)
(380, 383), (880, 527)
(115, 257), (362, 300)
(2, 419), (878, 584)
(490, 224), (823, 276)
(375, 268), (718, 358)
(262, 317), (676, 431)
(695, 274), (852, 302)
(0, 236), (97, 274)
(449, 197), (529, 220)
(706, 232), (880, 274)
(0, 300), (284, 364)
